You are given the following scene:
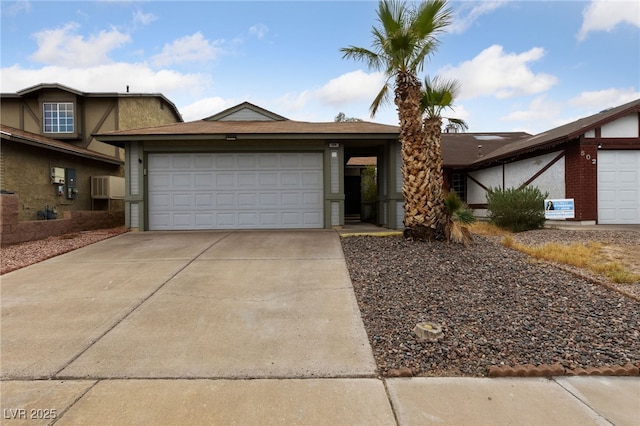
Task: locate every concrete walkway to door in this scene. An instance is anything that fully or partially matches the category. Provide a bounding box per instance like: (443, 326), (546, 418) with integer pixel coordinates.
(1, 230), (638, 425)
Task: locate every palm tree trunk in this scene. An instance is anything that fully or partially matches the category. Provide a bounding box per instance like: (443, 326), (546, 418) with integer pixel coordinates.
(423, 116), (446, 233)
(395, 71), (436, 240)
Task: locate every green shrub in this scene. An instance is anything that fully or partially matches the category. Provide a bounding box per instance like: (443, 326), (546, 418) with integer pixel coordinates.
(486, 186), (547, 232)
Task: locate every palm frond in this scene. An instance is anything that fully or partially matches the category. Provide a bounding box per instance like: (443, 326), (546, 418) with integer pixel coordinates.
(340, 46), (384, 72)
(445, 117), (469, 132)
(370, 83), (392, 118)
(420, 75), (463, 121)
(453, 209), (476, 225)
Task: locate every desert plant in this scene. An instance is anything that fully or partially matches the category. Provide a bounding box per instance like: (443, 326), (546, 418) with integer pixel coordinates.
(443, 191), (475, 245)
(486, 186), (547, 232)
(341, 0), (454, 241)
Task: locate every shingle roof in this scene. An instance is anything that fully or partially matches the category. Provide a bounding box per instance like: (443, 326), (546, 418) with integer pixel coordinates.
(96, 119), (401, 139)
(441, 132), (531, 168)
(96, 115), (530, 168)
(2, 83), (183, 123)
(0, 125), (123, 165)
(473, 98), (640, 166)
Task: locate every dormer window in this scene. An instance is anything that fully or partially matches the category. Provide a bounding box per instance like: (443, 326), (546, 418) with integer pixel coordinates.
(43, 102), (74, 133)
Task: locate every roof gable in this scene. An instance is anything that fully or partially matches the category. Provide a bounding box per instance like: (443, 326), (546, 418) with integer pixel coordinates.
(204, 102), (288, 122)
(1, 124), (123, 165)
(16, 83), (83, 97)
(473, 98), (640, 166)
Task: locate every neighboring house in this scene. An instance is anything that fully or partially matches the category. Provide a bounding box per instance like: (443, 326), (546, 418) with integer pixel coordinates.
(95, 99), (639, 232)
(462, 98), (640, 225)
(0, 83), (183, 221)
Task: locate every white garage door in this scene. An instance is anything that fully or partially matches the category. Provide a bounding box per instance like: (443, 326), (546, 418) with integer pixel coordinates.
(148, 153), (324, 230)
(598, 150), (640, 224)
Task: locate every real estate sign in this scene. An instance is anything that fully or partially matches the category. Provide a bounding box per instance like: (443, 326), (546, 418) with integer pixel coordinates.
(544, 198), (575, 219)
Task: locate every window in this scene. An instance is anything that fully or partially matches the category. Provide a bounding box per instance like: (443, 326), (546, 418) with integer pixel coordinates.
(452, 173), (467, 201)
(43, 102), (74, 133)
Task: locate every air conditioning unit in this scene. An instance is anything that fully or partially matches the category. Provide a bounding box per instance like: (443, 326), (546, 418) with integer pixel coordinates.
(91, 176), (125, 200)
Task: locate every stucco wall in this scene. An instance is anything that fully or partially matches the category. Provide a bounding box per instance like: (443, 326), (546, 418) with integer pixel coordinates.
(467, 150), (566, 206)
(1, 141), (123, 221)
(119, 97), (181, 128)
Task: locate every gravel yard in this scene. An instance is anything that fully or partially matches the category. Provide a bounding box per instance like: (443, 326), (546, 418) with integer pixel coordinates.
(1, 227), (129, 275)
(341, 229), (640, 377)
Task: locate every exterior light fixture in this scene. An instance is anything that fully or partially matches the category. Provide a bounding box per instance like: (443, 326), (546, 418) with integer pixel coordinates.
(226, 135), (237, 141)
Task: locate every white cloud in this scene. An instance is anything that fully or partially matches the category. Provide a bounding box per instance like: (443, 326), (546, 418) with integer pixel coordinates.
(450, 1), (507, 34)
(180, 96), (233, 121)
(501, 96), (562, 122)
(133, 10), (157, 26)
(0, 63), (210, 97)
(249, 24), (269, 40)
(568, 87), (640, 109)
(439, 45), (558, 100)
(577, 0), (640, 41)
(151, 32), (224, 67)
(274, 70), (385, 116)
(2, 0), (31, 16)
(315, 70), (385, 106)
(275, 91), (313, 114)
(29, 23), (130, 67)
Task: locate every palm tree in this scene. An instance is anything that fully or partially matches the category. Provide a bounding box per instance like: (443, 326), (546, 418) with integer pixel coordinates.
(419, 75), (468, 236)
(341, 0), (453, 241)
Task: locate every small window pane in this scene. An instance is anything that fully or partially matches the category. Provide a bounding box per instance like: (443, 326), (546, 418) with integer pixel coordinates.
(42, 102), (74, 133)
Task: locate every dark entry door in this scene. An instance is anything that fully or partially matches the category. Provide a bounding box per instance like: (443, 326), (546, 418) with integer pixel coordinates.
(344, 175), (361, 216)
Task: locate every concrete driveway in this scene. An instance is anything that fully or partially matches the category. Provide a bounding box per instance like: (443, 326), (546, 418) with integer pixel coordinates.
(1, 230), (376, 380)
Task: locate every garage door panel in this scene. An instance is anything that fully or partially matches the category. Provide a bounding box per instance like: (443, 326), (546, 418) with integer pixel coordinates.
(172, 155), (192, 169)
(304, 212), (323, 225)
(259, 173), (278, 186)
(303, 192), (323, 207)
(238, 193), (258, 207)
(149, 153), (323, 230)
(238, 173), (257, 187)
(194, 173), (214, 187)
(281, 172), (301, 186)
(259, 154), (279, 168)
(259, 212), (278, 226)
(303, 172), (322, 186)
(149, 155), (171, 169)
(194, 155), (213, 168)
(260, 193), (278, 206)
(149, 174), (171, 190)
(216, 193), (235, 208)
(215, 154), (236, 169)
(195, 213), (213, 226)
(172, 194), (192, 208)
(598, 151), (640, 224)
(238, 212), (258, 226)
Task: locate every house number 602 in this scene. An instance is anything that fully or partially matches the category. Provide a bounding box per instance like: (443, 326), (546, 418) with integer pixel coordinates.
(580, 150), (596, 165)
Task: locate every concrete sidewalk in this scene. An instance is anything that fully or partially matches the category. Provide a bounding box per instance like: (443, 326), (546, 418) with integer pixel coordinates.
(1, 230), (639, 425)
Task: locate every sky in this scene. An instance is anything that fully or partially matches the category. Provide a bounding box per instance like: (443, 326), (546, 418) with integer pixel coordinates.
(1, 0), (639, 135)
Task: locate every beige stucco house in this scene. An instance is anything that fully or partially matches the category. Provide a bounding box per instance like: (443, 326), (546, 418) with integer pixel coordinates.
(1, 83), (182, 222)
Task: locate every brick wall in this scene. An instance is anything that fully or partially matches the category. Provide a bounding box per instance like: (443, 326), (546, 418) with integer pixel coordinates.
(1, 194), (124, 246)
(565, 141), (598, 221)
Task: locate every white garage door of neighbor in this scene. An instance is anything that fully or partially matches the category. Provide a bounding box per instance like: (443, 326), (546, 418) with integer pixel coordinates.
(148, 153), (324, 230)
(598, 150), (640, 224)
